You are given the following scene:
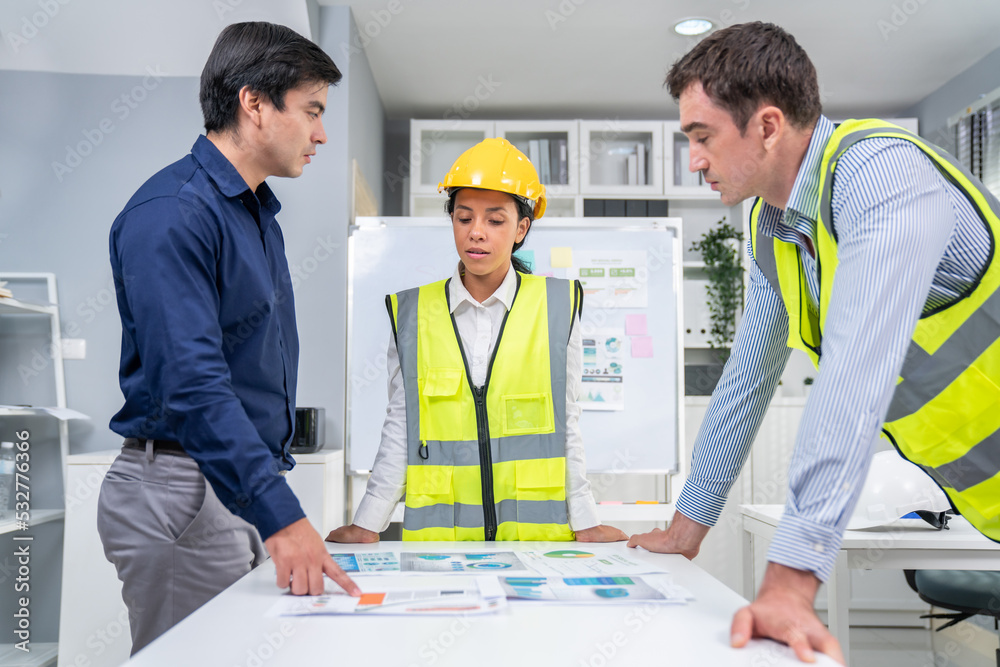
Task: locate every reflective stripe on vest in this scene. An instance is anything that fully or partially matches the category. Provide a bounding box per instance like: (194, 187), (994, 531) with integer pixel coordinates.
(387, 273), (580, 541)
(750, 119), (1000, 542)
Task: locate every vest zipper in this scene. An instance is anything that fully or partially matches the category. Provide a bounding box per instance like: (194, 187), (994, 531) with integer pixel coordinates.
(472, 385), (497, 541)
(447, 274), (520, 542)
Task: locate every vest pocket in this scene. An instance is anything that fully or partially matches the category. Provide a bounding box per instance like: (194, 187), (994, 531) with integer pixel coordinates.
(419, 367), (465, 438)
(502, 393), (553, 435)
(514, 457), (565, 501)
(406, 465), (454, 506)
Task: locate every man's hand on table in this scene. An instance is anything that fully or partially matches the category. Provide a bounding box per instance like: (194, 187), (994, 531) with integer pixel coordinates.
(731, 562), (845, 665)
(265, 517), (361, 596)
(626, 510), (709, 559)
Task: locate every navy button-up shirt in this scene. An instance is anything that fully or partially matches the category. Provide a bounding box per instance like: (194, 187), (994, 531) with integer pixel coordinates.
(110, 135), (304, 540)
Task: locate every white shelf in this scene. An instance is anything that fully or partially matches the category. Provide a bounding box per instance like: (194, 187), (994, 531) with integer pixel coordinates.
(0, 510), (65, 535)
(0, 642), (57, 666)
(0, 406), (89, 420)
(0, 298), (58, 316)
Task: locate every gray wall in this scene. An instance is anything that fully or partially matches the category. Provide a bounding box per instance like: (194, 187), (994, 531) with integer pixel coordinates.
(903, 45), (1000, 147)
(0, 5), (386, 457)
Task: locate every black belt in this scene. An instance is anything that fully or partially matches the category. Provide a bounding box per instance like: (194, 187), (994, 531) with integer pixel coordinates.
(123, 437), (188, 457)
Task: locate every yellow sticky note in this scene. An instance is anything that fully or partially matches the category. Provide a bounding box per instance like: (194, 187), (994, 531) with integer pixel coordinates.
(551, 247), (573, 268)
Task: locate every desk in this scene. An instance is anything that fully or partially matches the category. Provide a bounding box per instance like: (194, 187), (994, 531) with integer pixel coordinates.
(126, 541), (838, 666)
(740, 504), (1000, 660)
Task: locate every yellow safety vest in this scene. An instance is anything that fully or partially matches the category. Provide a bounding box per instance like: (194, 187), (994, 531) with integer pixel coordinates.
(386, 273), (582, 541)
(750, 119), (1000, 542)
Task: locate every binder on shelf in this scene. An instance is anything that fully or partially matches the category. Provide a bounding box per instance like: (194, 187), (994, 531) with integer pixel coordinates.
(528, 139), (541, 176)
(626, 154), (638, 186)
(676, 145), (690, 187)
(557, 139), (568, 185)
(539, 138), (551, 184)
(636, 143), (646, 186)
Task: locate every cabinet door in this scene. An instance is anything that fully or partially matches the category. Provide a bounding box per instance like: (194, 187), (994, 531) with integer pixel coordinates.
(664, 120), (716, 198)
(409, 120), (495, 196)
(579, 120), (663, 196)
(495, 120), (579, 196)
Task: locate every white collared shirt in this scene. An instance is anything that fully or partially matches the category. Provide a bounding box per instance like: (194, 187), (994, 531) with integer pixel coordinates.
(353, 263), (599, 533)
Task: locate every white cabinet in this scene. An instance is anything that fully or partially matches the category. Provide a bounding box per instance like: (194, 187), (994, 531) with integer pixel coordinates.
(0, 273), (82, 666)
(58, 447), (344, 667)
(495, 120), (579, 195)
(664, 120), (715, 198)
(408, 120), (495, 217)
(579, 120), (663, 196)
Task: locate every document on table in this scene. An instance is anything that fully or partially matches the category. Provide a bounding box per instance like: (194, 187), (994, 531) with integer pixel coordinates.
(517, 547), (668, 577)
(500, 574), (693, 604)
(331, 551), (401, 573)
(399, 551), (533, 574)
(327, 548), (666, 577)
(267, 576), (507, 617)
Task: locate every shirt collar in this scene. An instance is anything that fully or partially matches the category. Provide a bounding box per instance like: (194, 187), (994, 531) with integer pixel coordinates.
(447, 262), (518, 313)
(780, 115), (835, 234)
(756, 114), (835, 240)
(190, 135), (281, 216)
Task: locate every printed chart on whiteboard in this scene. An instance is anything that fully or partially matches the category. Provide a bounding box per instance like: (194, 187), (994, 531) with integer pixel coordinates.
(581, 328), (625, 410)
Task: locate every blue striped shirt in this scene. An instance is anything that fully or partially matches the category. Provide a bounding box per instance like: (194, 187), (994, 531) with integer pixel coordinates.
(675, 115), (991, 581)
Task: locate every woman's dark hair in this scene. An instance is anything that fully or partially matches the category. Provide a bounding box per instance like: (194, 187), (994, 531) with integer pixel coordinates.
(200, 21), (342, 134)
(446, 189), (534, 274)
(666, 21), (820, 133)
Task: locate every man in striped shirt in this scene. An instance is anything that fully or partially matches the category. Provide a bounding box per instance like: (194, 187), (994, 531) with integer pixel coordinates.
(629, 21), (995, 665)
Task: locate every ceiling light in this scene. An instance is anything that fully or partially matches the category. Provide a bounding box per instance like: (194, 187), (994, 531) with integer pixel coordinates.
(673, 18), (714, 36)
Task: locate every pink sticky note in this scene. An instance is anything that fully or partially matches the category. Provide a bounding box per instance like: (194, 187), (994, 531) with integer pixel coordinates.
(625, 314), (648, 336)
(631, 336), (654, 358)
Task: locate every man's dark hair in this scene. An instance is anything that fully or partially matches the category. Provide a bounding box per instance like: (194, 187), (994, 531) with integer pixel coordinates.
(200, 21), (342, 134)
(666, 21), (821, 133)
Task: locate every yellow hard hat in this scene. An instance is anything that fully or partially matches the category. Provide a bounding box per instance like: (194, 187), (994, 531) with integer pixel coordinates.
(438, 137), (547, 219)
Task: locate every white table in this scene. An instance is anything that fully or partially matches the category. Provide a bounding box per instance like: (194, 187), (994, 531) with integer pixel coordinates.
(125, 541), (839, 666)
(740, 504), (1000, 661)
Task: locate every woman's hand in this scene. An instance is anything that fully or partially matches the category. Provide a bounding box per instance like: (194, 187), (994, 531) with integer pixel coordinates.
(324, 524), (380, 543)
(574, 524), (629, 542)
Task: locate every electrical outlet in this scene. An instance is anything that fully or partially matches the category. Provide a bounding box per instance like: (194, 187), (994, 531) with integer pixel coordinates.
(62, 338), (86, 359)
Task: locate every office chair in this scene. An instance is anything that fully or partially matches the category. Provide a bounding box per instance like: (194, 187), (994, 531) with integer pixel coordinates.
(904, 569), (1000, 667)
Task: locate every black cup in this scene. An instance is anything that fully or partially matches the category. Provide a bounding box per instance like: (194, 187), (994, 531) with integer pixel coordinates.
(291, 407), (325, 454)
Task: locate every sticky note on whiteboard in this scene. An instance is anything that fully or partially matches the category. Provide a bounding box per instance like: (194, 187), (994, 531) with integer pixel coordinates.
(514, 249), (535, 271)
(631, 336), (654, 358)
(625, 314), (648, 336)
(550, 247), (573, 268)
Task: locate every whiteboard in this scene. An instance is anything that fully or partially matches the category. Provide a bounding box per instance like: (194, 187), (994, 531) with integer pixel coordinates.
(346, 217), (683, 474)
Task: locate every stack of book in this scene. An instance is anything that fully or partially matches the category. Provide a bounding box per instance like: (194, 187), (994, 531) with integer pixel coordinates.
(674, 144), (705, 187)
(526, 138), (570, 185)
(625, 142), (647, 186)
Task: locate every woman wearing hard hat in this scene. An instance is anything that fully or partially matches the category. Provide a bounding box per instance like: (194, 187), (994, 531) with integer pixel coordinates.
(327, 138), (628, 543)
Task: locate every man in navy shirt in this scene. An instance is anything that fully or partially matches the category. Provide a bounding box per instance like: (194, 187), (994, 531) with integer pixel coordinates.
(98, 21), (359, 654)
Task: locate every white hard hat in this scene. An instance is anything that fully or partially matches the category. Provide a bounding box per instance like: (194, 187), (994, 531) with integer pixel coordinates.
(847, 450), (952, 530)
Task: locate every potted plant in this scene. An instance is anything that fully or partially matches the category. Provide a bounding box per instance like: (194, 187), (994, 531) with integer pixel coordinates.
(691, 216), (745, 359)
(685, 217), (745, 395)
